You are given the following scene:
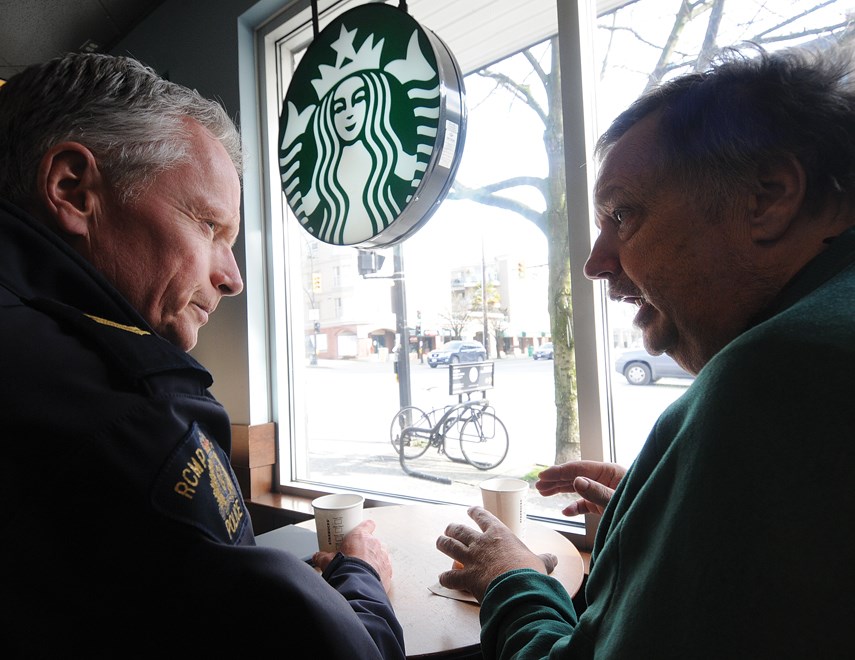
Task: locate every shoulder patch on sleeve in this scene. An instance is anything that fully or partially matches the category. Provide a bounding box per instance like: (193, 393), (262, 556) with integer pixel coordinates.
(151, 423), (250, 544)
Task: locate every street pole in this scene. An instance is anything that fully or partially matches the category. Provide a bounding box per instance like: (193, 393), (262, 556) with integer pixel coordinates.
(309, 309), (319, 366)
(390, 244), (448, 484)
(393, 243), (411, 409)
(481, 238), (489, 358)
(312, 330), (317, 365)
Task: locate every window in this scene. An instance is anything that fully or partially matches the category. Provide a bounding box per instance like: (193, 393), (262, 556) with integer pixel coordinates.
(255, 0), (853, 542)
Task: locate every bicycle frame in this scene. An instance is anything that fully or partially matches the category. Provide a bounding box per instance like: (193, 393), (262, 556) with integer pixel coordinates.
(390, 364), (509, 480)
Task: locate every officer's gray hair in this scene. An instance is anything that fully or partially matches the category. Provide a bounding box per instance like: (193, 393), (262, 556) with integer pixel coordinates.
(0, 52), (242, 206)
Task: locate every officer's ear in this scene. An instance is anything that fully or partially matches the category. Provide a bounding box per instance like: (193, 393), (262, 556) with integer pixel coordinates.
(36, 142), (104, 237)
(747, 153), (807, 244)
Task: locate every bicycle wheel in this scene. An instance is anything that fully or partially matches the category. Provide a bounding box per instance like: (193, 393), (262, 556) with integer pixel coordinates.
(390, 406), (433, 460)
(458, 409), (509, 470)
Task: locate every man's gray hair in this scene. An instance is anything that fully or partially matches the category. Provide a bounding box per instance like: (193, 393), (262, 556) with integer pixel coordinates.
(596, 43), (855, 217)
(0, 52), (242, 206)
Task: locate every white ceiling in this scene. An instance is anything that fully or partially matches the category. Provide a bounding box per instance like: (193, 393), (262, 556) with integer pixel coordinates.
(0, 0), (632, 83)
(276, 0), (633, 76)
(404, 0), (561, 73)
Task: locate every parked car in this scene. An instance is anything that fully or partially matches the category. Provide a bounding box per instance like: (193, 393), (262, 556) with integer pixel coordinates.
(614, 348), (694, 385)
(427, 340), (487, 368)
(532, 342), (554, 360)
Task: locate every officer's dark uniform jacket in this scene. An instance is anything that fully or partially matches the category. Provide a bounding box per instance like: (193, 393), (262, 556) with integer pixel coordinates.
(0, 199), (405, 658)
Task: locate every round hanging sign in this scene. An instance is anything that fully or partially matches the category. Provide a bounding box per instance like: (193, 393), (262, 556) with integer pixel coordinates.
(278, 3), (466, 247)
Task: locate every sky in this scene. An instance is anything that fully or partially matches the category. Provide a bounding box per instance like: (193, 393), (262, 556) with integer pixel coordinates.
(301, 0), (855, 335)
(395, 43), (552, 280)
(400, 0), (855, 271)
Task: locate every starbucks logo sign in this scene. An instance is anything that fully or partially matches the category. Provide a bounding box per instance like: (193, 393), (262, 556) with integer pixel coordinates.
(278, 3), (466, 247)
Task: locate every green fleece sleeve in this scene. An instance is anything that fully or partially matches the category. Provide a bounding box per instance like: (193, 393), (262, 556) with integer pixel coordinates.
(480, 569), (580, 659)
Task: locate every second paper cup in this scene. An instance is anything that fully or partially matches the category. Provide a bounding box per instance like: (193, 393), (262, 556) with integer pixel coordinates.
(480, 477), (528, 536)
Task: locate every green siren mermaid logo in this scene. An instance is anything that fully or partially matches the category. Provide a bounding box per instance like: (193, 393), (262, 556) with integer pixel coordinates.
(279, 4), (465, 247)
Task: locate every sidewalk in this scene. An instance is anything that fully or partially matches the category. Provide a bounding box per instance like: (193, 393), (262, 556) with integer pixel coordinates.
(307, 436), (575, 520)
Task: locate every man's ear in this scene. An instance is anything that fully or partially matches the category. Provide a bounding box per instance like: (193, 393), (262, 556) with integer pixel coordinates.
(748, 154), (806, 243)
(36, 142), (102, 237)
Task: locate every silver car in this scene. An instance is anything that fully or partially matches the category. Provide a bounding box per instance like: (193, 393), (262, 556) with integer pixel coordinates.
(532, 342), (554, 360)
(614, 349), (694, 385)
(427, 340), (487, 368)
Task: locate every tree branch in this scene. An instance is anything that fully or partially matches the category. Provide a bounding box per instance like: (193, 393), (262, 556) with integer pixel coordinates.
(751, 0), (840, 41)
(474, 69), (548, 125)
(448, 180), (547, 231)
(522, 48), (548, 87)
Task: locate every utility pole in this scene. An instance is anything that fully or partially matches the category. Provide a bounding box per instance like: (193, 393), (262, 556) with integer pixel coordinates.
(358, 246), (412, 410)
(481, 238), (489, 358)
(392, 244), (411, 408)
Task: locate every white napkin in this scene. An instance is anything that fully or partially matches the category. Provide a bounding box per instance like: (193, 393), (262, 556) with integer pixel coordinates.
(428, 582), (478, 603)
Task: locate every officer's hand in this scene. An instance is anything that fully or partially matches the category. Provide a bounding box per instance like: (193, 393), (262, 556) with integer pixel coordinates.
(312, 519), (393, 592)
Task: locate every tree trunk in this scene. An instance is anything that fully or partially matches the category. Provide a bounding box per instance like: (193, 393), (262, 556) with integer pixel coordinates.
(545, 38), (580, 463)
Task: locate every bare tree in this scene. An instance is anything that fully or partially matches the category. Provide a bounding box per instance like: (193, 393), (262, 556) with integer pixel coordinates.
(490, 311), (509, 358)
(471, 281), (506, 357)
(438, 294), (473, 341)
(470, 281), (502, 314)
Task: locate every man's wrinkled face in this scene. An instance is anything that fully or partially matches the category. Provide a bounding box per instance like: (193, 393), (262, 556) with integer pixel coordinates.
(87, 120), (243, 350)
(584, 114), (753, 373)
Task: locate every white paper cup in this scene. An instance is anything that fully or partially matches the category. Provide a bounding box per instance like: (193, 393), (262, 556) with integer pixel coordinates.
(311, 493), (364, 552)
(480, 477), (528, 537)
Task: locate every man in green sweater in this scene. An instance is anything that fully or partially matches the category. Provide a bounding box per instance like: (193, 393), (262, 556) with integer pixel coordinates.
(436, 45), (855, 658)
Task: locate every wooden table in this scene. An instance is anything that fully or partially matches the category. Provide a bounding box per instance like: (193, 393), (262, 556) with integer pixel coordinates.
(294, 503), (585, 658)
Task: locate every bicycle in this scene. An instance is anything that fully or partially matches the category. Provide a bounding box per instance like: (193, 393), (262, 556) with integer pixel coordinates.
(389, 361), (509, 470)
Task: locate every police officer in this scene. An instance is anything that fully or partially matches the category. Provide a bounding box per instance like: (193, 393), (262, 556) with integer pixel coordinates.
(0, 53), (404, 658)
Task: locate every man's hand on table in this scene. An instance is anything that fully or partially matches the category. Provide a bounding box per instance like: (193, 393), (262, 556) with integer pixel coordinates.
(311, 519), (394, 592)
(436, 506), (557, 603)
(535, 460), (626, 516)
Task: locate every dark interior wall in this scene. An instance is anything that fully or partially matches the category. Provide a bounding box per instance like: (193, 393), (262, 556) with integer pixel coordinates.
(111, 0), (251, 107)
(110, 0), (286, 423)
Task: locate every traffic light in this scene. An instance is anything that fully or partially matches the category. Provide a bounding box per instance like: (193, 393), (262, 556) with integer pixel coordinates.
(517, 261), (526, 278)
(312, 273), (322, 293)
(314, 321), (321, 333)
(357, 249), (385, 276)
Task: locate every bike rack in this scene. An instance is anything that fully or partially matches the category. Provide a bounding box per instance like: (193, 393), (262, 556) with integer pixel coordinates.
(397, 361), (495, 483)
(398, 449), (452, 483)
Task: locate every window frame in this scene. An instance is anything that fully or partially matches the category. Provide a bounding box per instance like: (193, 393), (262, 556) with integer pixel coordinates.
(253, 0), (609, 548)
